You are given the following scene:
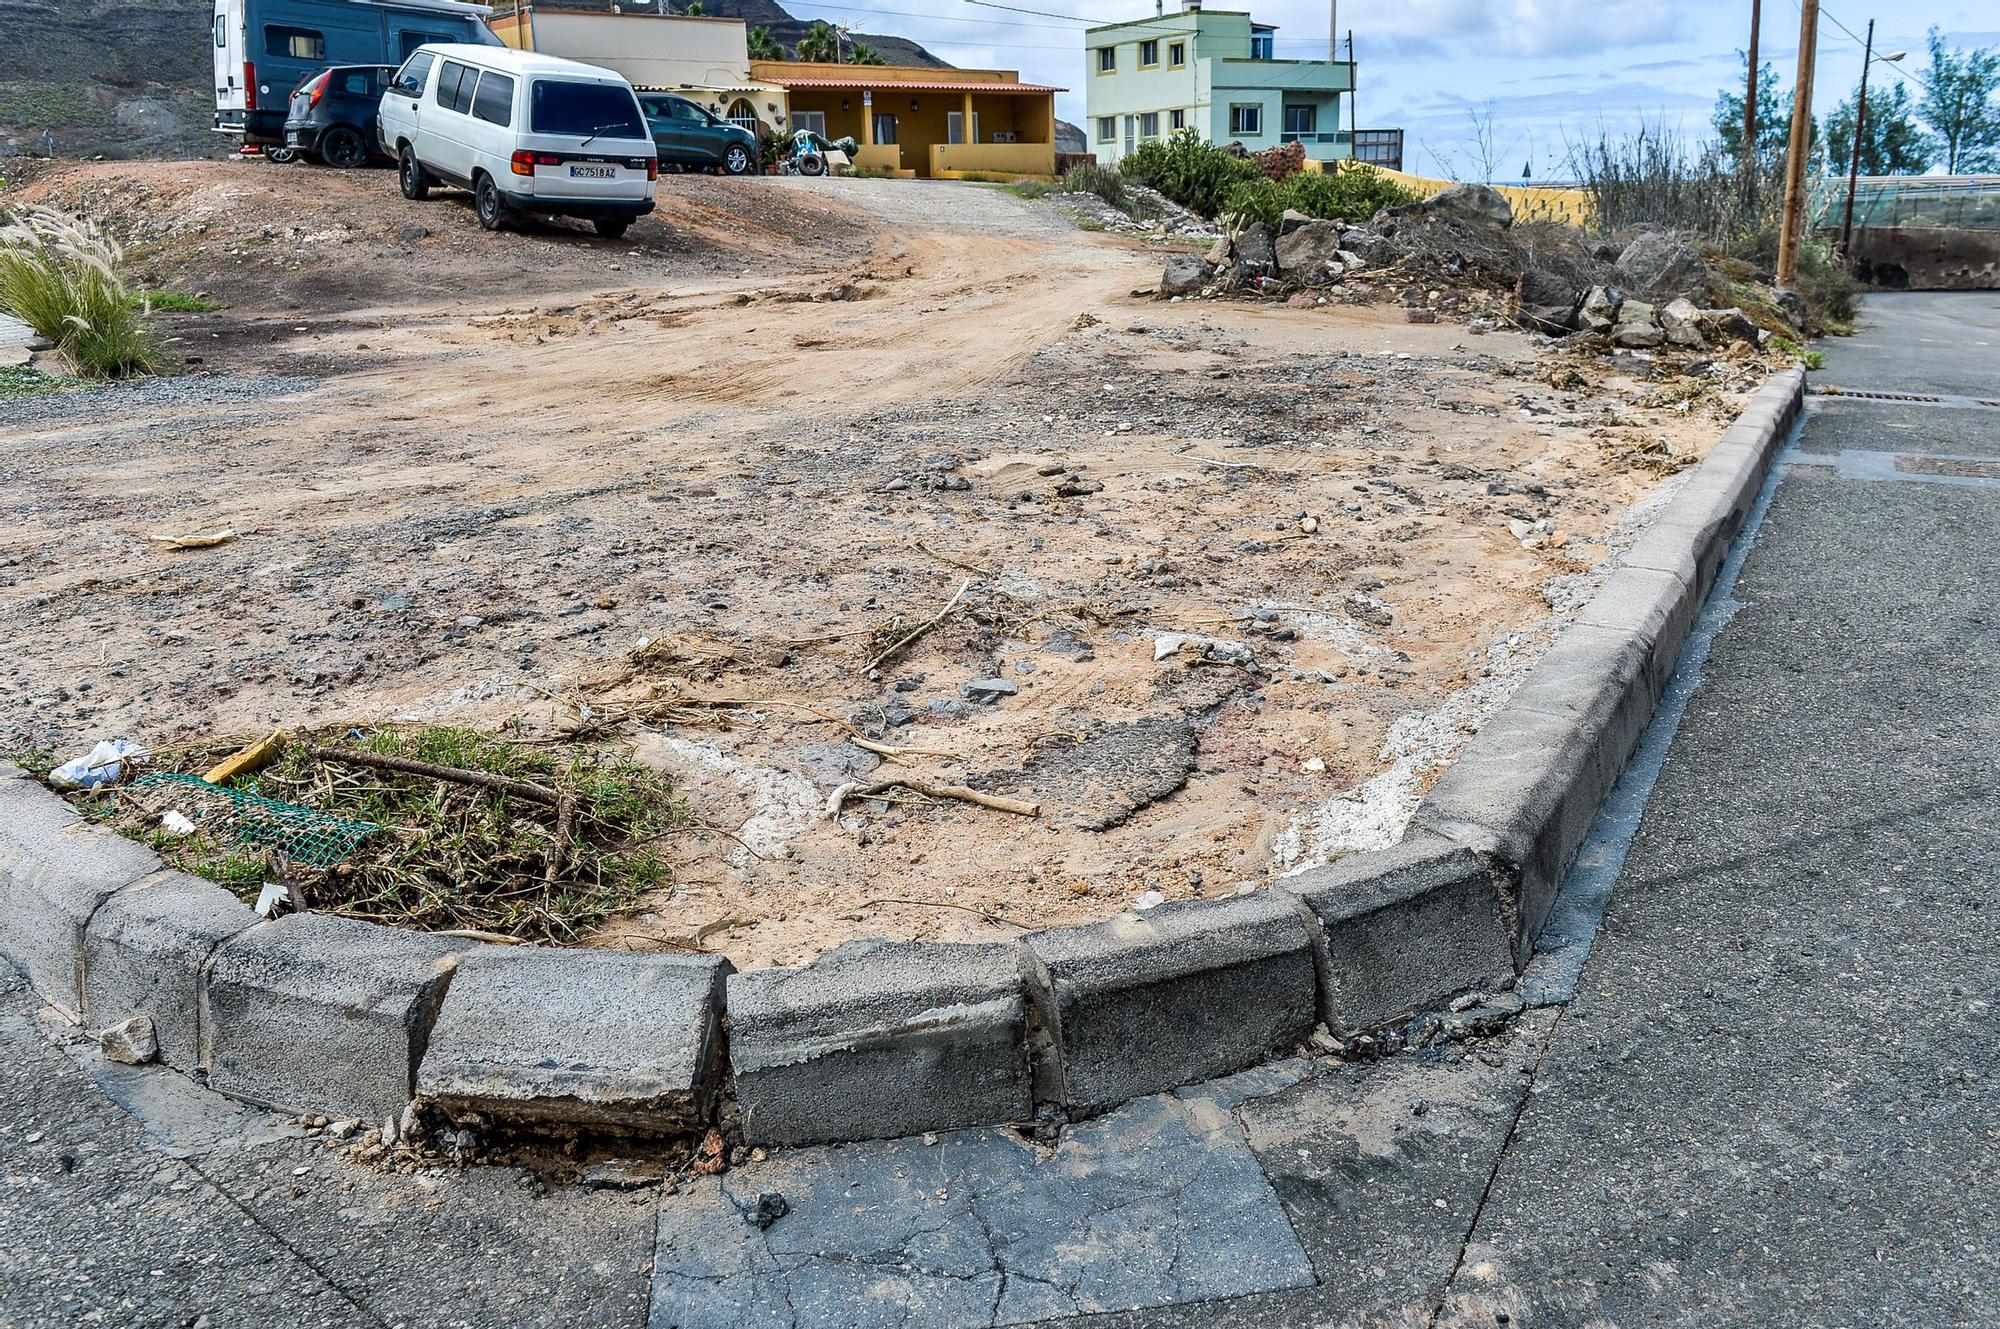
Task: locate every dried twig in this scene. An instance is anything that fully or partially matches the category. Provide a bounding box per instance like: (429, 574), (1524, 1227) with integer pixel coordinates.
(1187, 455), (1302, 475)
(852, 737), (957, 762)
(306, 745), (561, 805)
(914, 542), (996, 578)
(862, 578), (974, 673)
(825, 777), (1039, 820)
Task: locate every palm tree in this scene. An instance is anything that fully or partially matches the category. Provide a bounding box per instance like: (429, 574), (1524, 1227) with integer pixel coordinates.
(794, 20), (839, 63)
(680, 0), (703, 13)
(747, 25), (783, 60)
(846, 41), (886, 66)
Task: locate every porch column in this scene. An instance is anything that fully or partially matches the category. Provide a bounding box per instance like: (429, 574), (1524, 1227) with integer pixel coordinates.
(962, 91), (976, 147)
(861, 90), (874, 147)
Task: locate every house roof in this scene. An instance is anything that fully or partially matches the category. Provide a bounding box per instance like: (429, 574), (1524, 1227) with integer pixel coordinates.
(768, 75), (1064, 94)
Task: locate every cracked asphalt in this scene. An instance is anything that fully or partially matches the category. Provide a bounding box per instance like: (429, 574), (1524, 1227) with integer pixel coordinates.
(3, 293), (1995, 1329)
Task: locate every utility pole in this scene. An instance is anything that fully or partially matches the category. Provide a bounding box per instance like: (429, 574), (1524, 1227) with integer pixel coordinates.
(1744, 0), (1762, 165)
(1329, 1), (1336, 63)
(1839, 19), (1874, 258)
(1775, 0), (1819, 287)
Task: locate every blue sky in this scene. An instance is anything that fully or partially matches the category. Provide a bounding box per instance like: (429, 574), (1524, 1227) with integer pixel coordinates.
(783, 0), (1997, 178)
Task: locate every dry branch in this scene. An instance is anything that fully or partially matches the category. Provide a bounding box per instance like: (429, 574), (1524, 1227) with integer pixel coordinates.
(862, 577), (974, 672)
(824, 777), (1039, 820)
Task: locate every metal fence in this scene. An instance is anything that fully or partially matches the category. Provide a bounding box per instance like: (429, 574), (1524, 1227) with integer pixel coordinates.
(1813, 176), (2000, 231)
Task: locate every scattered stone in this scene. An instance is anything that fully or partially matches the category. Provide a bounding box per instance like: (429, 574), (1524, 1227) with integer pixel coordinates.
(1405, 308), (1438, 324)
(747, 1190), (789, 1229)
(98, 1015), (157, 1065)
(1274, 219), (1343, 276)
(1054, 475), (1104, 498)
(961, 677), (1019, 704)
(1231, 223), (1277, 278)
(1342, 594), (1393, 627)
(1699, 306), (1759, 344)
(1421, 183), (1514, 228)
(1659, 297), (1706, 347)
(1577, 285), (1623, 333)
(1514, 268), (1581, 333)
(1614, 232), (1706, 299)
(1772, 288), (1808, 327)
(1160, 255), (1211, 297)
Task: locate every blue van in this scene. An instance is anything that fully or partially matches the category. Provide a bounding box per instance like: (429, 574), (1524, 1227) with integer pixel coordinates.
(212, 0), (501, 147)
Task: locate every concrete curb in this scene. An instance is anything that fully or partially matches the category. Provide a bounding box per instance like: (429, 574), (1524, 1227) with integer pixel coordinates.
(0, 370), (1803, 1146)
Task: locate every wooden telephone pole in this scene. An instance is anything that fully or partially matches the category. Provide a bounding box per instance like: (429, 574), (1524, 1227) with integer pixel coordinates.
(1744, 0), (1762, 164)
(1775, 0), (1819, 287)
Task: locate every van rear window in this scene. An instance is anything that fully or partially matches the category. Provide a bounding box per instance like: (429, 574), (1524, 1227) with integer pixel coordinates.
(471, 72), (514, 127)
(264, 24), (324, 59)
(529, 80), (644, 138)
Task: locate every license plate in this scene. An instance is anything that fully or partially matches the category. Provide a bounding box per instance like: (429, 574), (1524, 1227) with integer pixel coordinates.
(569, 164), (616, 179)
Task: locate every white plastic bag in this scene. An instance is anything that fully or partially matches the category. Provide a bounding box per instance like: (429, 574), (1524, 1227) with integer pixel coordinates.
(48, 739), (148, 790)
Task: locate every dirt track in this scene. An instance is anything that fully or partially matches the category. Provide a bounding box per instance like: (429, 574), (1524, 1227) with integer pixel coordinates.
(0, 160), (1747, 967)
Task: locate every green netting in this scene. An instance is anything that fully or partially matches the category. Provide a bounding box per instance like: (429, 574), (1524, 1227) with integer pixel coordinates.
(1812, 176), (2000, 231)
(131, 773), (381, 869)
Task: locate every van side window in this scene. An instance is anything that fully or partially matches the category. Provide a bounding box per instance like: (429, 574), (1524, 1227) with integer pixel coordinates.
(391, 51), (434, 97)
(264, 25), (325, 60)
(400, 31), (453, 58)
(435, 60), (476, 114)
(470, 72), (514, 126)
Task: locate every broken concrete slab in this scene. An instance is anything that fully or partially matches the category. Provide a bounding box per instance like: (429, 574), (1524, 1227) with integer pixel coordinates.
(1019, 892), (1317, 1115)
(652, 1083), (1314, 1328)
(204, 914), (469, 1122)
(987, 714), (1197, 831)
(727, 938), (1030, 1147)
(418, 945), (731, 1132)
(83, 869), (259, 1073)
(1279, 834), (1517, 1033)
(0, 778), (163, 1021)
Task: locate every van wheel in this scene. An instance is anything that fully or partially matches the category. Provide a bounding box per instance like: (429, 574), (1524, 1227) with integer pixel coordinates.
(398, 146), (430, 200)
(723, 144), (752, 175)
(594, 217), (630, 240)
(474, 174), (508, 231)
(321, 126), (369, 169)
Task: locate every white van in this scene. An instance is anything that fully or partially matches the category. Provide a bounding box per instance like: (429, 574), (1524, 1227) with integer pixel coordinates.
(376, 44), (657, 238)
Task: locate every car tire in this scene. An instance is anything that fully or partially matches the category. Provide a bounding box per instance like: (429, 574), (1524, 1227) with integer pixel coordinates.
(474, 174), (508, 231)
(594, 217), (630, 240)
(398, 145), (431, 200)
(320, 126), (369, 170)
(723, 144), (753, 175)
(262, 145), (299, 165)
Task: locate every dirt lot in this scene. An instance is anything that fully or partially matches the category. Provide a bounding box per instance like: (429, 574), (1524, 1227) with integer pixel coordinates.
(1, 159), (1748, 969)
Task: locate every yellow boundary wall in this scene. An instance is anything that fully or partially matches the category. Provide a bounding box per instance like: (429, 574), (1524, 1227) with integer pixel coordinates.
(1299, 159), (1593, 226)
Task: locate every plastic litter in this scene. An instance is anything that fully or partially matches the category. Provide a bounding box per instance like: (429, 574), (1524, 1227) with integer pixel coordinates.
(1133, 889), (1165, 912)
(160, 810), (197, 835)
(48, 739), (149, 790)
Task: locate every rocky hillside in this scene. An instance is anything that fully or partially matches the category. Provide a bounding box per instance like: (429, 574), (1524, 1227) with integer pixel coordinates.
(0, 0), (220, 159)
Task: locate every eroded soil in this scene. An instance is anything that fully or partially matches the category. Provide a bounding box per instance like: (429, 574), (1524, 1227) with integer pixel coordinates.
(1, 160), (1754, 968)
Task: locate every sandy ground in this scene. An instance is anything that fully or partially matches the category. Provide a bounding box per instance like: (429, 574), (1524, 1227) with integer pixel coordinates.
(0, 159), (1750, 968)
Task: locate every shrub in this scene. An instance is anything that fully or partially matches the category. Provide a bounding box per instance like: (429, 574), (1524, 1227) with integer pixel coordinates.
(1121, 129), (1262, 219)
(1220, 165), (1420, 229)
(1729, 225), (1860, 334)
(1568, 123), (1781, 243)
(0, 210), (169, 378)
(1061, 160), (1130, 213)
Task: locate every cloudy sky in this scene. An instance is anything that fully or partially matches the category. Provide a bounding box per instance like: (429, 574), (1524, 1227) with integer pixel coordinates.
(784, 0), (1997, 179)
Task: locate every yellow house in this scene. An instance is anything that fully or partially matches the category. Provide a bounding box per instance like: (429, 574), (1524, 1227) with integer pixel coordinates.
(488, 8), (788, 136)
(752, 61), (1063, 179)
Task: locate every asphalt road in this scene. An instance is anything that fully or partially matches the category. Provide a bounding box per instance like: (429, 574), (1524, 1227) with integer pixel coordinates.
(3, 293), (1994, 1329)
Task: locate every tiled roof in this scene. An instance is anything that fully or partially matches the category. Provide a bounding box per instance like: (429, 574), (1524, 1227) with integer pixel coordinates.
(770, 76), (1064, 93)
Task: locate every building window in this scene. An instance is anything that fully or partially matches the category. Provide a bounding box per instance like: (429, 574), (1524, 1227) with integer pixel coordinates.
(1169, 108), (1185, 131)
(1283, 104), (1316, 136)
(794, 109), (826, 137)
(1229, 103), (1262, 136)
(1097, 46), (1116, 73)
(1097, 115), (1116, 142)
(1168, 40), (1186, 66)
(947, 111), (981, 144)
(1250, 28), (1275, 60)
(263, 24), (324, 59)
(1137, 111), (1159, 138)
(1138, 39), (1158, 66)
(872, 113), (897, 145)
(726, 98), (760, 133)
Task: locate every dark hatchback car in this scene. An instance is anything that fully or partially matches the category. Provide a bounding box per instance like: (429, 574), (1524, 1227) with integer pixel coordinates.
(284, 65), (396, 168)
(637, 93), (758, 175)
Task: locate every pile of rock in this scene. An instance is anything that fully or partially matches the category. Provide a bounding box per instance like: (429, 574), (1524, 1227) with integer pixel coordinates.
(1514, 232), (1773, 350)
(1054, 185), (1216, 242)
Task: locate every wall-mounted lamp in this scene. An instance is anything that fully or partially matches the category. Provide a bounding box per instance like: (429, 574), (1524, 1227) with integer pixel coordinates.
(910, 98), (920, 111)
(841, 98), (850, 111)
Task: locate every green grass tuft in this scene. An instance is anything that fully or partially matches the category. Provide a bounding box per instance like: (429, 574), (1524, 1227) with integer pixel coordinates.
(0, 209), (172, 379)
(130, 290), (217, 314)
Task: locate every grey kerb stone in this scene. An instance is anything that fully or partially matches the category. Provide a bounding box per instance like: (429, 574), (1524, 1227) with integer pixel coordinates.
(727, 938), (1031, 1147)
(83, 869), (259, 1072)
(0, 778), (163, 1021)
(1020, 891), (1316, 1116)
(1277, 834), (1516, 1034)
(418, 944), (731, 1132)
(204, 913), (470, 1122)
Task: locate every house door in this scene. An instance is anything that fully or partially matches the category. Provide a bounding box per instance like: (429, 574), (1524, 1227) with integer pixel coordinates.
(946, 111), (981, 145)
(872, 113), (897, 145)
(1123, 114), (1135, 155)
(1284, 104), (1317, 139)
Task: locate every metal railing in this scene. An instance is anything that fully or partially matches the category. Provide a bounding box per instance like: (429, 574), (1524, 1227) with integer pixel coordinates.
(1280, 130), (1351, 145)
